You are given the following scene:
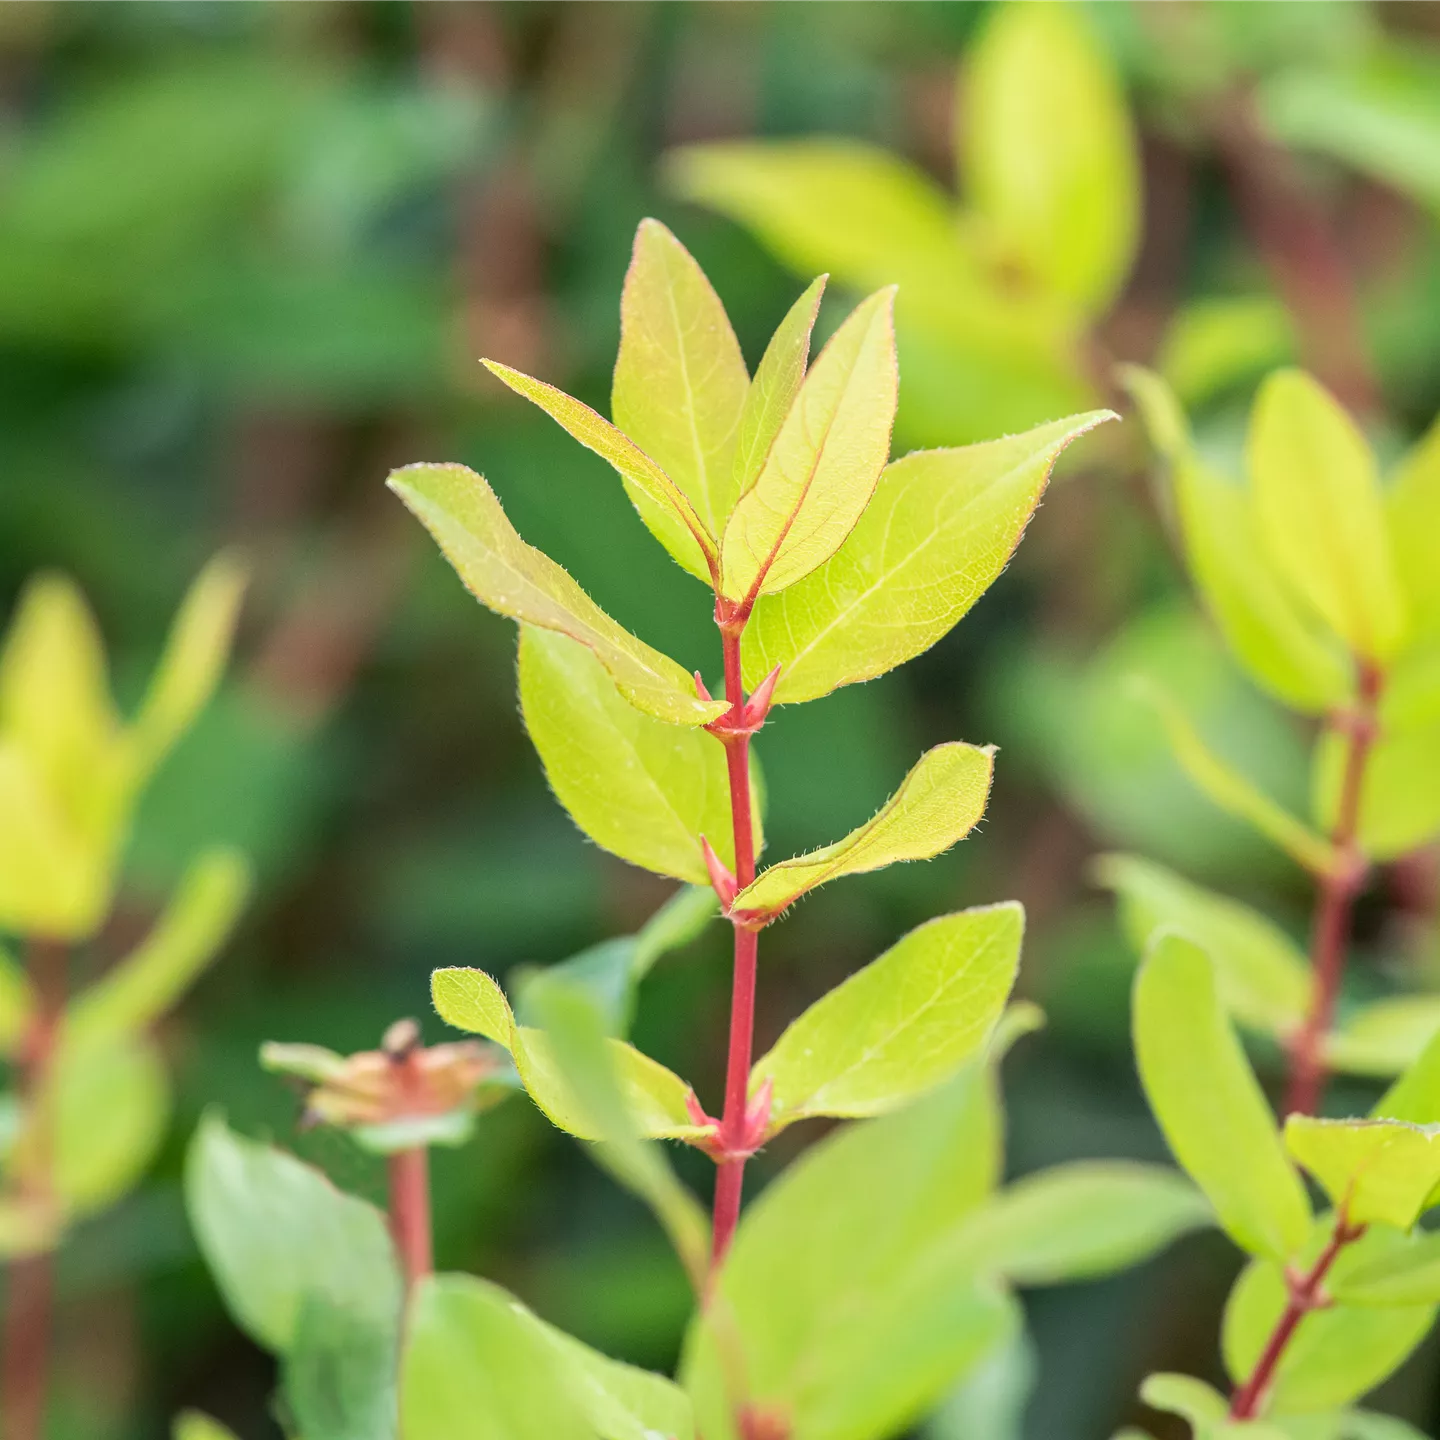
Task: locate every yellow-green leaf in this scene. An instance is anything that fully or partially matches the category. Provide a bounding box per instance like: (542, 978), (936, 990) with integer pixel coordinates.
(1387, 413), (1440, 641)
(1313, 715), (1440, 861)
(1327, 997), (1440, 1079)
(1122, 365), (1351, 714)
(1156, 294), (1295, 408)
(1334, 1228), (1440, 1308)
(1285, 1116), (1440, 1230)
(753, 904), (1021, 1132)
(612, 218), (750, 541)
(430, 967), (706, 1146)
(1248, 369), (1406, 662)
(1138, 679), (1338, 875)
(387, 462), (723, 727)
(483, 359), (718, 582)
(744, 411), (1115, 704)
(731, 742), (993, 922)
(719, 287), (897, 602)
(1133, 933), (1311, 1261)
(66, 848), (250, 1047)
(1095, 852), (1311, 1037)
(732, 277), (826, 502)
(961, 0), (1140, 315)
(173, 1412), (240, 1440)
(518, 627), (756, 885)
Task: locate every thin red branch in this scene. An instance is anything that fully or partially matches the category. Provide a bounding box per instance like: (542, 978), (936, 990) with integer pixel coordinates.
(1228, 1216), (1364, 1420)
(386, 1147), (433, 1298)
(1284, 662), (1384, 1117)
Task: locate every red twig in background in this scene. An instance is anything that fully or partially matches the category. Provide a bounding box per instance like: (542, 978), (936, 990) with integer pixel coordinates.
(1284, 663), (1384, 1117)
(387, 1147), (433, 1298)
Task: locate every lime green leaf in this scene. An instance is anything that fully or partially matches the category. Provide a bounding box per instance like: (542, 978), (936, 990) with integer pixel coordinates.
(1388, 414), (1440, 640)
(282, 1290), (397, 1440)
(1140, 1373), (1229, 1435)
(1342, 1411), (1432, 1440)
(518, 627), (753, 886)
(430, 967), (706, 1146)
(612, 218), (750, 545)
(1374, 1027), (1440, 1125)
(1333, 1227), (1440, 1308)
(484, 358), (719, 581)
(732, 277), (826, 501)
(401, 1275), (594, 1440)
(743, 411), (1115, 704)
(920, 1323), (1034, 1440)
(66, 848), (250, 1047)
(1313, 716), (1440, 861)
(1095, 853), (1311, 1036)
(752, 903), (1022, 1131)
(1133, 933), (1311, 1260)
(732, 742), (993, 922)
(1157, 295), (1295, 408)
(1285, 1117), (1440, 1230)
(1223, 1222), (1433, 1413)
(1122, 366), (1350, 714)
(185, 1113), (400, 1354)
(52, 1033), (168, 1216)
(939, 1162), (1212, 1286)
(1385, 640), (1440, 731)
(719, 287), (897, 602)
(1248, 369), (1406, 662)
(131, 551), (247, 770)
(173, 1412), (240, 1440)
(529, 980), (710, 1293)
(1138, 680), (1338, 875)
(962, 0), (1140, 314)
(686, 1062), (1011, 1440)
(1326, 997), (1440, 1078)
(0, 945), (35, 1059)
(387, 462), (724, 727)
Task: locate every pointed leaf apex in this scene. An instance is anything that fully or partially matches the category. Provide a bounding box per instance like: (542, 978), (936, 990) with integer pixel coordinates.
(743, 664), (782, 727)
(700, 836), (738, 909)
(694, 670), (714, 703)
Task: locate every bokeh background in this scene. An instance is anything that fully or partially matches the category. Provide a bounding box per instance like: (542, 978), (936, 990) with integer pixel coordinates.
(2, 2), (1440, 1437)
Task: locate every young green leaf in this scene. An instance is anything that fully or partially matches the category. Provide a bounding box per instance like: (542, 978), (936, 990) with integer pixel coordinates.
(1312, 716), (1440, 861)
(731, 742), (993, 922)
(1137, 679), (1339, 875)
(1284, 1117), (1440, 1230)
(719, 287), (898, 602)
(1133, 932), (1311, 1261)
(732, 277), (826, 500)
(962, 0), (1140, 315)
(612, 219), (750, 541)
(387, 462), (724, 727)
(282, 1290), (397, 1440)
(1223, 1223), (1434, 1414)
(1095, 852), (1311, 1036)
(1247, 369), (1407, 662)
(1374, 1027), (1440, 1126)
(185, 1113), (401, 1354)
(1121, 365), (1351, 714)
(483, 359), (719, 583)
(1326, 996), (1440, 1078)
(751, 903), (1023, 1131)
(172, 1413), (240, 1440)
(65, 847), (250, 1047)
(1387, 414), (1440, 641)
(430, 966), (707, 1146)
(934, 1161), (1212, 1286)
(518, 626), (755, 886)
(920, 1322), (1035, 1440)
(1138, 1373), (1229, 1436)
(1333, 1229), (1440, 1308)
(743, 412), (1116, 704)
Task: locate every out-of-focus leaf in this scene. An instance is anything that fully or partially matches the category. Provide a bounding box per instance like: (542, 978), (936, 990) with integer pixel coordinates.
(173, 1413), (241, 1440)
(0, 945), (35, 1059)
(743, 412), (1115, 704)
(1327, 997), (1440, 1078)
(1157, 295), (1295, 407)
(1374, 1028), (1440, 1125)
(66, 848), (250, 1046)
(1133, 933), (1311, 1260)
(484, 360), (718, 582)
(921, 1322), (1035, 1440)
(719, 287), (897, 602)
(1138, 680), (1337, 875)
(185, 1113), (400, 1354)
(752, 904), (1021, 1131)
(387, 463), (724, 727)
(282, 1290), (397, 1440)
(430, 968), (706, 1146)
(1285, 1116), (1440, 1230)
(1333, 1228), (1440, 1308)
(1313, 716), (1440, 861)
(1139, 1373), (1229, 1435)
(518, 627), (749, 886)
(1247, 369), (1406, 662)
(612, 219), (749, 545)
(1223, 1221), (1434, 1413)
(1095, 852), (1310, 1035)
(962, 0), (1140, 314)
(1122, 366), (1350, 714)
(1341, 1413), (1432, 1440)
(731, 743), (993, 921)
(1387, 415), (1440, 640)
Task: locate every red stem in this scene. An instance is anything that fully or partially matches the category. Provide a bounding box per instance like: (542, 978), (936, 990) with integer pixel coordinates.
(387, 1147), (433, 1297)
(3, 938), (66, 1440)
(1284, 663), (1383, 1117)
(710, 624), (759, 1274)
(1228, 1217), (1363, 1420)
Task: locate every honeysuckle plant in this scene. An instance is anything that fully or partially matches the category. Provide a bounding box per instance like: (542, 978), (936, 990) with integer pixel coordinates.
(1105, 366), (1440, 1435)
(0, 558), (251, 1440)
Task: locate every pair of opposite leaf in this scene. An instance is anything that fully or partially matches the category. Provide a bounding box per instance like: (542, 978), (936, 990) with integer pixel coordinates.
(1135, 931), (1440, 1425)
